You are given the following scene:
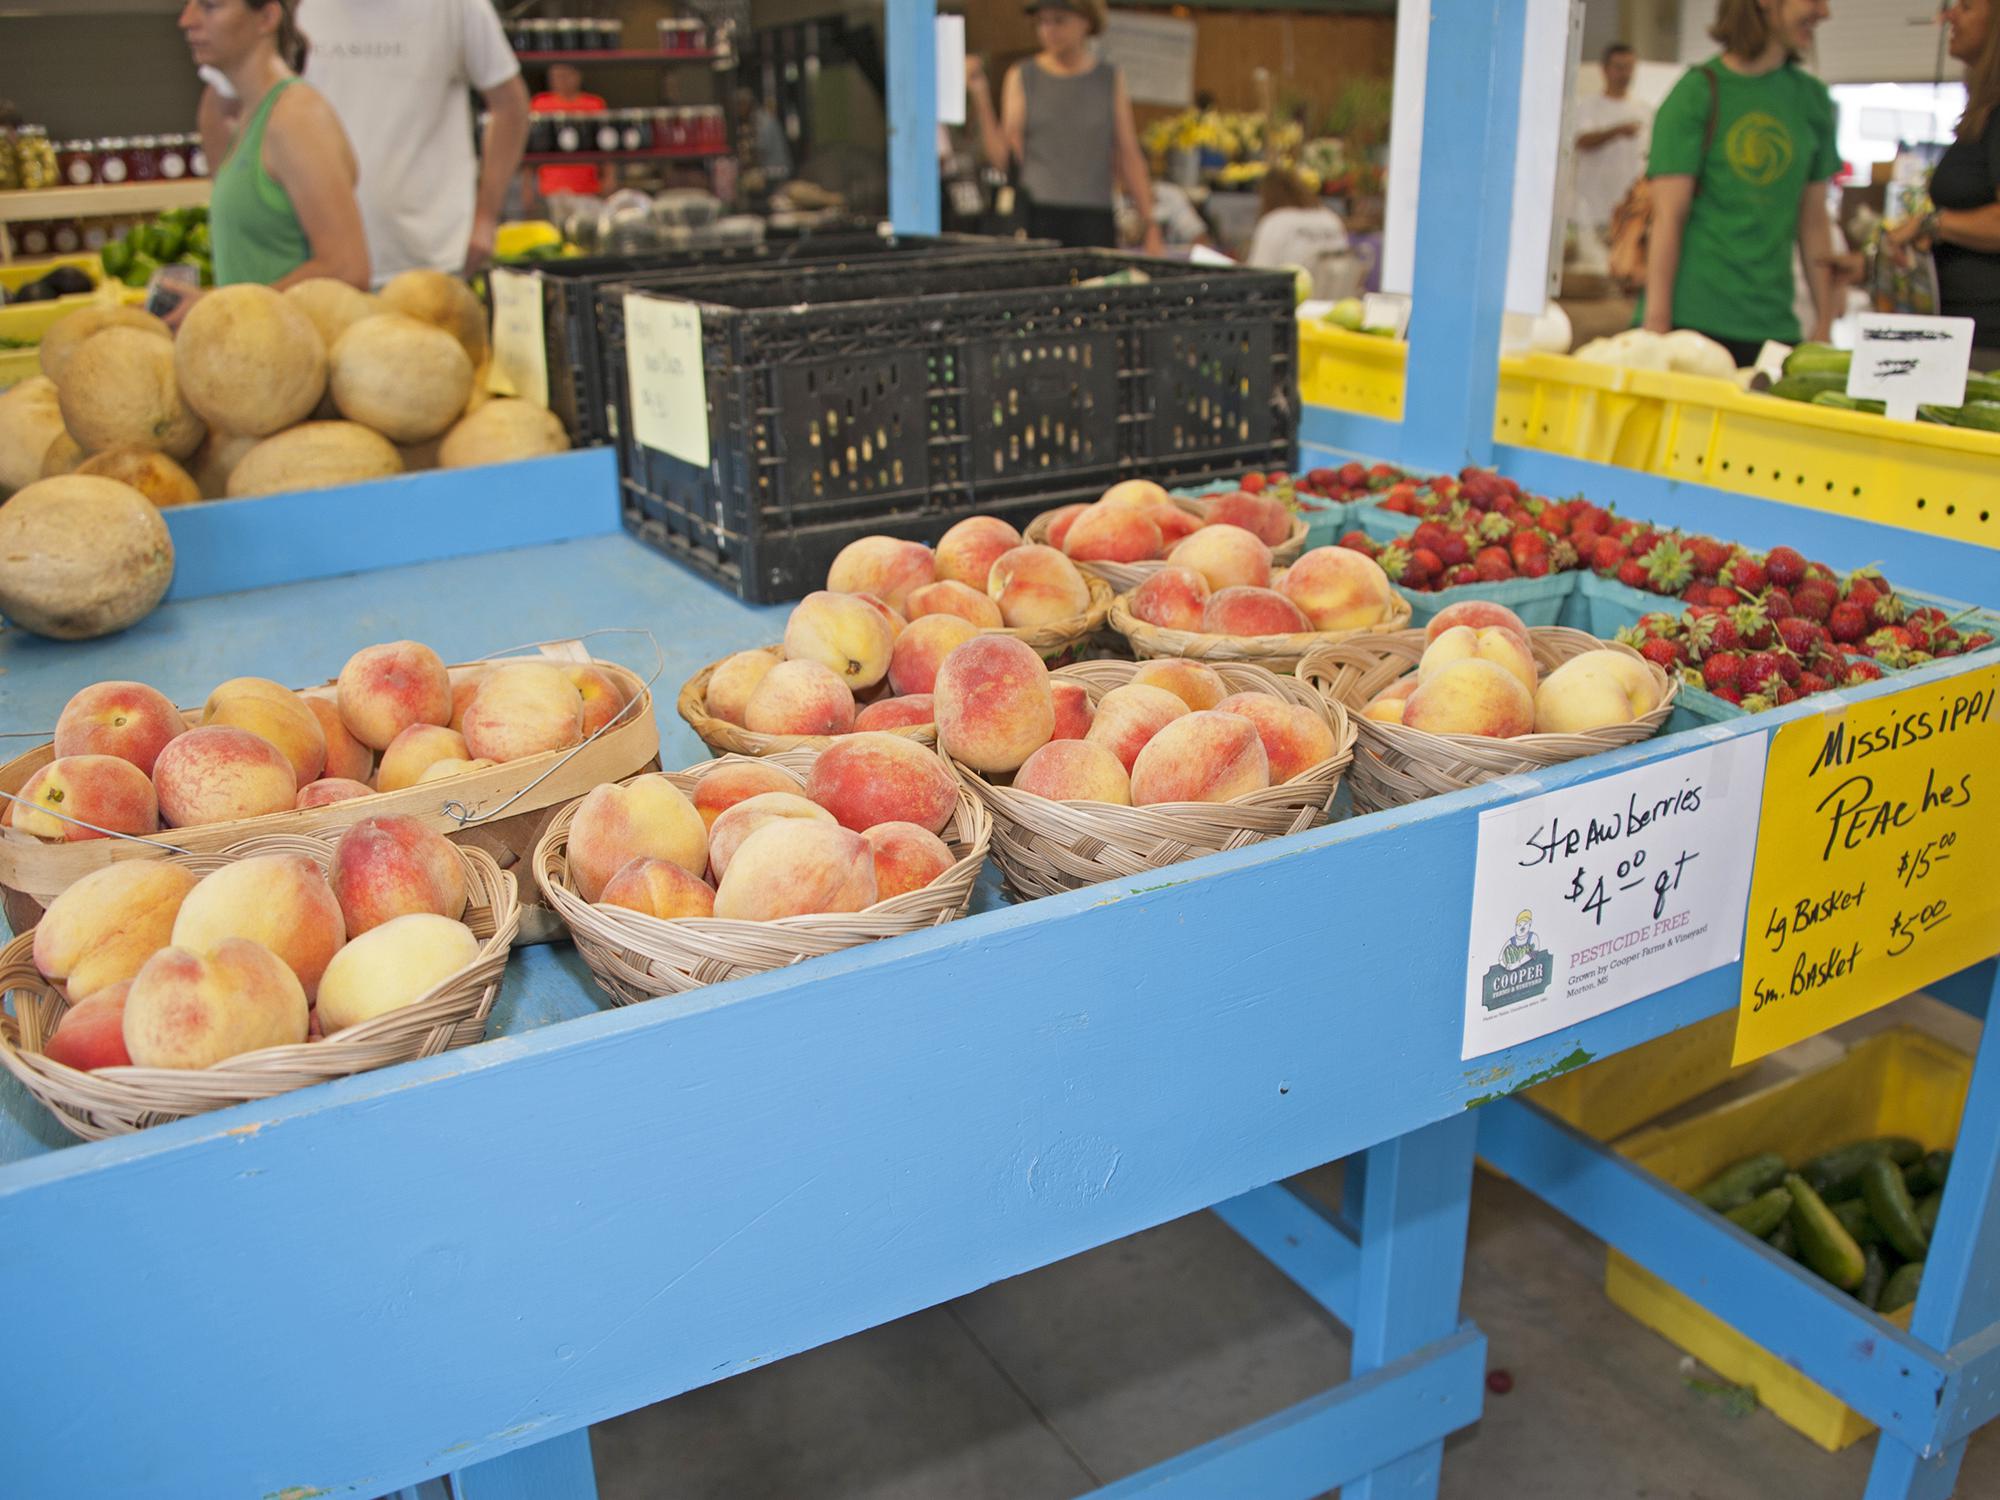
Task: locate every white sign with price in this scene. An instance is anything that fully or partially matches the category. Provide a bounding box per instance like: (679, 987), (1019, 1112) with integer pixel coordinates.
(1846, 312), (1975, 422)
(623, 293), (710, 467)
(487, 267), (549, 409)
(1461, 736), (1768, 1059)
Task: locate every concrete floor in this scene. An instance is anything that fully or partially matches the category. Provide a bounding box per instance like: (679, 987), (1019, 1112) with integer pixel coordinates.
(590, 999), (1998, 1499)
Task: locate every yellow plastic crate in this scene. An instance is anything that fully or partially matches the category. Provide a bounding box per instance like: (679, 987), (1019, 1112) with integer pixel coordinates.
(0, 253), (103, 294)
(1525, 1010), (1748, 1142)
(1607, 1028), (1971, 1451)
(1298, 320), (1406, 421)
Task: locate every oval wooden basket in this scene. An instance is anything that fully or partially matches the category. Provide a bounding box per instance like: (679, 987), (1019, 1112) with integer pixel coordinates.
(1296, 627), (1680, 815)
(954, 660), (1357, 901)
(1109, 589), (1414, 672)
(0, 833), (519, 1141)
(534, 748), (992, 1004)
(1026, 501), (1309, 594)
(0, 641), (658, 916)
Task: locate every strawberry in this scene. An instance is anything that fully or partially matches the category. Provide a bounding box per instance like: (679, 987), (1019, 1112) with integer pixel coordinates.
(1867, 626), (1918, 652)
(1765, 546), (1807, 588)
(1710, 682), (1745, 705)
(1730, 603), (1775, 650)
(1828, 601), (1869, 643)
(1776, 617), (1827, 658)
(1762, 587), (1794, 621)
(1775, 652), (1802, 685)
(1842, 577), (1882, 613)
(1790, 585), (1834, 623)
(1410, 546), (1444, 581)
(1478, 511), (1514, 543)
(1617, 559), (1650, 590)
(1908, 606), (1947, 628)
(1741, 692), (1776, 714)
(1870, 591), (1907, 627)
(1412, 520), (1453, 554)
(1774, 683), (1800, 706)
(1685, 536), (1731, 577)
(1796, 671), (1831, 697)
(1508, 530), (1549, 570)
(1702, 584), (1739, 609)
(1591, 536), (1628, 574)
(1377, 542), (1412, 581)
(1446, 564), (1479, 587)
(1550, 539), (1579, 572)
(1640, 637), (1684, 670)
(1475, 548), (1515, 582)
(1965, 631), (1995, 652)
(1521, 553), (1553, 578)
(1738, 652), (1784, 697)
(1240, 472), (1266, 494)
(1640, 538), (1695, 594)
(1702, 613), (1744, 653)
(1844, 658), (1885, 685)
(1702, 653), (1744, 692)
(1724, 553), (1768, 594)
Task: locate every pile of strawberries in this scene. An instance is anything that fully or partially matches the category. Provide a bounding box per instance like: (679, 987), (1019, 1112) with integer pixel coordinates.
(1333, 467), (1592, 590)
(1293, 461), (1407, 504)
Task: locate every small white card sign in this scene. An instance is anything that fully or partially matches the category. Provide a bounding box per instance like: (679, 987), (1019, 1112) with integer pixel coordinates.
(1847, 312), (1976, 422)
(487, 267), (549, 409)
(1461, 736), (1768, 1060)
(1753, 340), (1792, 385)
(622, 293), (709, 467)
(936, 15), (966, 128)
(1361, 291), (1412, 340)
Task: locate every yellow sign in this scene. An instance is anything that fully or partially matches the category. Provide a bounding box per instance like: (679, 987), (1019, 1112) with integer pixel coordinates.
(1735, 661), (2000, 1063)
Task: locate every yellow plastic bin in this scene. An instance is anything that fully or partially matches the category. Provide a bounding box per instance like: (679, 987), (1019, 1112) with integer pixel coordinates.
(1298, 320), (1407, 421)
(0, 253), (104, 295)
(1606, 1027), (1971, 1451)
(1525, 1010), (1748, 1143)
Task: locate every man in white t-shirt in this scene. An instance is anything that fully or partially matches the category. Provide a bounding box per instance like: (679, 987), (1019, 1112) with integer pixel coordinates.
(1571, 42), (1647, 236)
(299, 0), (529, 280)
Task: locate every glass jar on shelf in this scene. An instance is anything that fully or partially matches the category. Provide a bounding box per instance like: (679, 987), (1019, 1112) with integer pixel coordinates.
(189, 135), (209, 177)
(620, 109), (651, 152)
(594, 115), (622, 154)
(95, 137), (131, 186)
(553, 113), (586, 156)
(158, 134), (190, 180)
(57, 139), (97, 188)
(129, 135), (161, 181)
(527, 112), (555, 156)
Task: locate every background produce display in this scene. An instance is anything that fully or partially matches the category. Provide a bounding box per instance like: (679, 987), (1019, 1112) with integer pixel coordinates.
(1768, 343), (2000, 430)
(98, 205), (213, 291)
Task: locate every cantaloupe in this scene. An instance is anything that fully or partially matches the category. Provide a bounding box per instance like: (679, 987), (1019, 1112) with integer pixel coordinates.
(41, 429), (83, 478)
(0, 376), (70, 495)
(75, 444), (202, 508)
(175, 283), (327, 436)
(37, 304), (171, 384)
(284, 277), (384, 352)
(379, 269), (487, 366)
(329, 313), (474, 444)
(55, 325), (206, 459)
(187, 430), (261, 499)
(0, 473), (174, 639)
(439, 399), (570, 468)
(226, 421), (402, 498)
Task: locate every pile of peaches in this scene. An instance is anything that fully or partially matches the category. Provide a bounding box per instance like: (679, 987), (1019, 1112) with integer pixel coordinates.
(556, 734), (963, 922)
(30, 814), (478, 1072)
(6, 641), (631, 840)
(1358, 603), (1665, 737)
(1040, 478), (1298, 564)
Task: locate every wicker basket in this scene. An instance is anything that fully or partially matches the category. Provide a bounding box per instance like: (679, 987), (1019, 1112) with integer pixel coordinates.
(0, 833), (519, 1140)
(1109, 589), (1414, 672)
(955, 661), (1356, 900)
(1025, 501), (1309, 594)
(1297, 627), (1680, 814)
(534, 749), (992, 1004)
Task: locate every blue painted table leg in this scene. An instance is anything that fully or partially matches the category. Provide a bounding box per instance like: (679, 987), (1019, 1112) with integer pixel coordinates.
(447, 1427), (597, 1500)
(1345, 1111), (1481, 1500)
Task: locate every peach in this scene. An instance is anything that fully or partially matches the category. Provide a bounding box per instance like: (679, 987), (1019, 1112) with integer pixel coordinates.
(905, 579), (1004, 627)
(1154, 507), (1204, 547)
(1418, 625), (1537, 693)
(784, 590), (899, 691)
(933, 634), (1055, 773)
(1549, 649), (1660, 713)
(987, 544), (1092, 629)
(691, 759), (803, 830)
(805, 732), (957, 834)
(329, 815), (469, 935)
(44, 984), (133, 1071)
(1425, 600), (1530, 646)
(1099, 480), (1171, 513)
(297, 778), (375, 808)
(862, 821), (956, 898)
(888, 613), (981, 698)
(1534, 652), (1658, 734)
(1063, 502), (1162, 564)
(1050, 680), (1094, 740)
(33, 860), (199, 1000)
(599, 856), (716, 920)
(704, 648), (780, 727)
(414, 757), (497, 783)
(712, 820), (878, 920)
(172, 852), (346, 998)
(1214, 693), (1337, 782)
(565, 663), (629, 738)
(1374, 673), (1422, 704)
(1203, 491), (1293, 547)
(202, 686), (327, 786)
(9, 755), (159, 841)
(1013, 739), (1132, 804)
(826, 536), (935, 612)
(446, 666), (491, 733)
(315, 913), (480, 1034)
(1280, 547), (1397, 632)
(1167, 524), (1272, 592)
(1039, 503), (1089, 552)
(850, 593), (908, 644)
(337, 641), (452, 751)
(152, 727), (297, 827)
(566, 775), (708, 900)
(1202, 586), (1312, 637)
(1403, 659), (1535, 738)
(1085, 683), (1190, 772)
(1130, 710), (1270, 806)
(1132, 659), (1229, 712)
(1128, 566), (1211, 632)
(123, 937), (309, 1068)
(53, 681), (184, 776)
(708, 791), (836, 882)
(376, 723), (472, 792)
(461, 662), (586, 762)
(743, 659), (857, 737)
(301, 690), (374, 783)
(934, 516), (1022, 590)
(854, 695), (936, 732)
(1363, 698), (1406, 725)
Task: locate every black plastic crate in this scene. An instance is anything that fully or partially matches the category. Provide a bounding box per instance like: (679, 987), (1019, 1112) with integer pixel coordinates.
(599, 250), (1299, 603)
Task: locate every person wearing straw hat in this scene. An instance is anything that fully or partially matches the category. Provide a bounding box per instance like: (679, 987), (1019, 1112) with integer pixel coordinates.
(964, 0), (1163, 253)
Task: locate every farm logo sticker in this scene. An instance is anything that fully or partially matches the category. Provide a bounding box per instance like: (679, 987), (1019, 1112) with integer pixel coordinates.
(1480, 909), (1553, 1011)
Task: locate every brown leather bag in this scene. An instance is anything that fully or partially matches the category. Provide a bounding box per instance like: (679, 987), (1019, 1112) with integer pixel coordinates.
(1607, 63), (1719, 292)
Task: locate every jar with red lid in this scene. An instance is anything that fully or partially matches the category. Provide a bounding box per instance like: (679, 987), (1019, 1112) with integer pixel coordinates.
(50, 220), (83, 254)
(158, 135), (190, 180)
(129, 135), (162, 181)
(619, 108), (650, 152)
(96, 137), (131, 185)
(56, 140), (96, 187)
(190, 137), (210, 177)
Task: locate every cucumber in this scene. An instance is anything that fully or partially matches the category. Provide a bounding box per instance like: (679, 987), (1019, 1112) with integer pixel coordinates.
(1904, 1149), (1952, 1197)
(1966, 374), (2000, 404)
(1695, 1151), (1788, 1212)
(1811, 392), (1886, 414)
(1767, 1219), (1799, 1259)
(1878, 1260), (1925, 1314)
(1863, 1156), (1931, 1262)
(1783, 342), (1851, 377)
(1857, 1245), (1889, 1310)
(1726, 1185), (1794, 1239)
(1926, 400), (2000, 432)
(1916, 1190), (1943, 1238)
(1771, 371), (1850, 403)
(1803, 1137), (1922, 1197)
(1785, 1172), (1868, 1290)
(1832, 1197), (1886, 1246)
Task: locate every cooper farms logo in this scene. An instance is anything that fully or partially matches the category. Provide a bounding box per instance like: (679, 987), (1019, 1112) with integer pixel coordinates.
(1726, 112), (1794, 187)
(1480, 908), (1554, 1011)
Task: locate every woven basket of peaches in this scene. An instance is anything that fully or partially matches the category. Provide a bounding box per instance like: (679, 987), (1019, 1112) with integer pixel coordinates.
(1024, 478), (1309, 594)
(1297, 602), (1679, 815)
(680, 523), (1112, 756)
(534, 739), (990, 1003)
(933, 634), (1355, 900)
(0, 818), (518, 1140)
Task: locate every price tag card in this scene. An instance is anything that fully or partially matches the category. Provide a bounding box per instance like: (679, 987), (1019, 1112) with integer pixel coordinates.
(1462, 737), (1767, 1060)
(487, 267), (549, 409)
(1734, 664), (2000, 1064)
(1846, 312), (1976, 421)
(1362, 291), (1412, 340)
(622, 292), (709, 467)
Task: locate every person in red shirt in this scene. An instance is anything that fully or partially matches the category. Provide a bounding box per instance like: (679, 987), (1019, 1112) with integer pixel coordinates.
(530, 63), (608, 197)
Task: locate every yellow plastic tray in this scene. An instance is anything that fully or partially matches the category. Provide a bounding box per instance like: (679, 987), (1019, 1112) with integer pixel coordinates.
(1298, 320), (1407, 421)
(0, 253), (103, 294)
(1607, 1027), (1971, 1451)
(1525, 1010), (1748, 1143)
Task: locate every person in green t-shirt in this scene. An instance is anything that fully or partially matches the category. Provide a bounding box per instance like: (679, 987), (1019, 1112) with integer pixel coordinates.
(1640, 0), (1840, 362)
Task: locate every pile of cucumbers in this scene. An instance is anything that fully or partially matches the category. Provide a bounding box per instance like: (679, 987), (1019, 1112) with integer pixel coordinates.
(1695, 1136), (1949, 1314)
(1769, 344), (2000, 431)
(99, 206), (213, 291)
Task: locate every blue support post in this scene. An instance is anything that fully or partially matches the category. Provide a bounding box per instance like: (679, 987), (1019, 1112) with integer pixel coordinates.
(1212, 1182), (1362, 1328)
(885, 0), (941, 235)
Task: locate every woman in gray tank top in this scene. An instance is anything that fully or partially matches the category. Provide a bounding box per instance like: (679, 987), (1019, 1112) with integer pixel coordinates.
(965, 0), (1162, 252)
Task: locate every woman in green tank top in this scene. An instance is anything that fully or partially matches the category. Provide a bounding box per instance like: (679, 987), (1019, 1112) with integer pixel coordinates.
(174, 0), (368, 316)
